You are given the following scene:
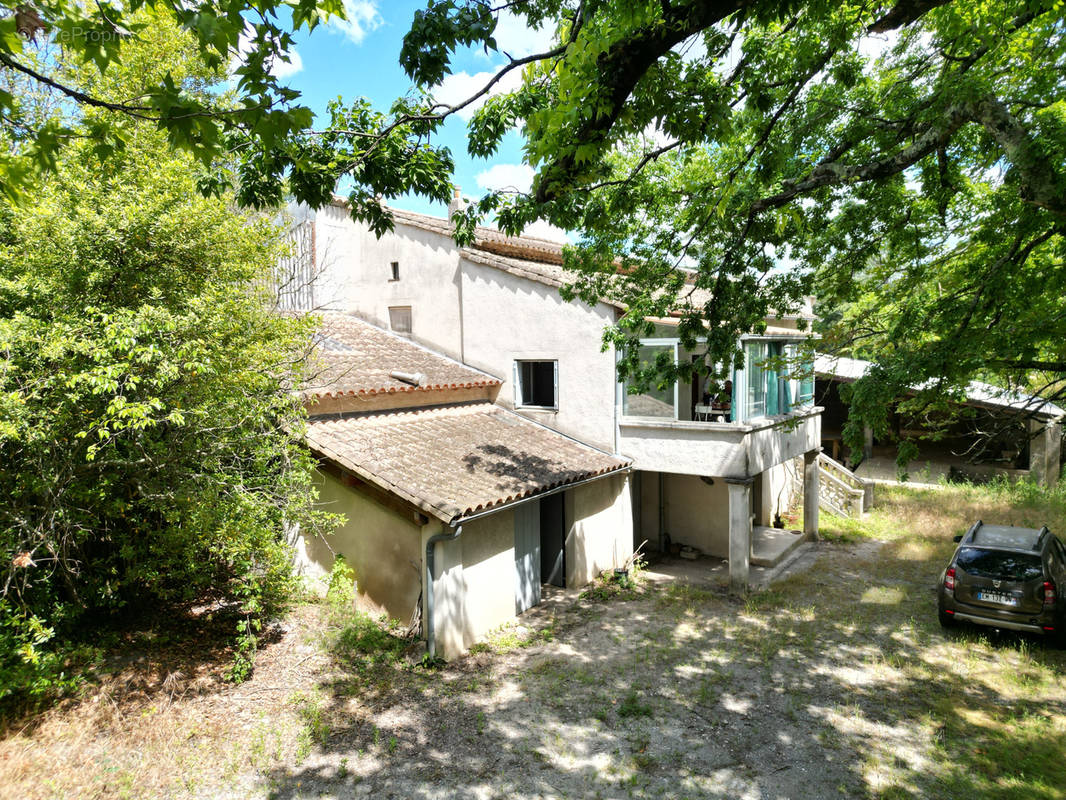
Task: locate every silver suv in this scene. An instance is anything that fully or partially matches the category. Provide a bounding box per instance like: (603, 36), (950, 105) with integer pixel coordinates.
(937, 521), (1066, 643)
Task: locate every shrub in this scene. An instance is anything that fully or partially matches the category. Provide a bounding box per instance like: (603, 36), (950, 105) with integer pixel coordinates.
(0, 17), (338, 713)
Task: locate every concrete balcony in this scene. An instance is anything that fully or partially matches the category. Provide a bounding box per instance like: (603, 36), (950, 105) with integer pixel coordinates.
(617, 408), (822, 478)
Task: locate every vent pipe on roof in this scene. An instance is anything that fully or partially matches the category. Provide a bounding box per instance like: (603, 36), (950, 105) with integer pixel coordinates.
(448, 186), (465, 223)
(390, 370), (425, 386)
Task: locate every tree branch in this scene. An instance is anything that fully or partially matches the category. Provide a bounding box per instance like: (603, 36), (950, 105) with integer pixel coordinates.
(868, 0), (954, 33)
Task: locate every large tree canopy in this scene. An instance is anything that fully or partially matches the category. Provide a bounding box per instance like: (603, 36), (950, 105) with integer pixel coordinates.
(0, 16), (335, 708)
(0, 0), (458, 214)
(3, 0), (1065, 456)
(400, 0), (1066, 457)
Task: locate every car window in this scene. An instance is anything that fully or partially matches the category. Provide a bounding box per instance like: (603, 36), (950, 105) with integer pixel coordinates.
(956, 547), (1043, 581)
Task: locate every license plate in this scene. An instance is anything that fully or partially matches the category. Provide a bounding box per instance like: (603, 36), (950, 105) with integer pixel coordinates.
(977, 591), (1018, 606)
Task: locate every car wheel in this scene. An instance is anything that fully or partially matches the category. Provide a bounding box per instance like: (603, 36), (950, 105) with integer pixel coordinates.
(1055, 611), (1066, 649)
(938, 606), (956, 630)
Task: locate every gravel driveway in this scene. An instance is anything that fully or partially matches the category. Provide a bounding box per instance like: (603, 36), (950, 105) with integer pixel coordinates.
(246, 539), (957, 800)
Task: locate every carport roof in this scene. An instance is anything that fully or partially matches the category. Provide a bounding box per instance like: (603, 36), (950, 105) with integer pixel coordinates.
(815, 354), (1065, 420)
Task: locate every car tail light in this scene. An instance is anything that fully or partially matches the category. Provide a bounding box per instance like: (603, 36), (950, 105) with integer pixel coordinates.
(944, 567), (956, 592)
(1043, 580), (1057, 605)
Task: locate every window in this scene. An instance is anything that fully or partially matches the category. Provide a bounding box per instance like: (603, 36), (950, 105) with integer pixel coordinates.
(789, 343), (814, 407)
(743, 341), (767, 420)
(956, 547), (1043, 581)
(388, 305), (412, 334)
(389, 261), (400, 281)
(736, 340), (814, 422)
(515, 360), (558, 409)
(621, 343), (677, 418)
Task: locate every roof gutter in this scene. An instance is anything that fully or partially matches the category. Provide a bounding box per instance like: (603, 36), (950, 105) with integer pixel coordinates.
(447, 466), (631, 528)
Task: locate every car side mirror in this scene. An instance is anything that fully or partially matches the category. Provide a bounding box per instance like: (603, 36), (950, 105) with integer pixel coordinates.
(953, 534), (963, 543)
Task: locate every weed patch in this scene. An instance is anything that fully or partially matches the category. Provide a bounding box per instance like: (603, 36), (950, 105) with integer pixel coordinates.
(320, 558), (408, 670)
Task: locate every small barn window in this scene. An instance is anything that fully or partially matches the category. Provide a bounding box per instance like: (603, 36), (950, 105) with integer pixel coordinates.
(388, 306), (412, 335)
(514, 360), (558, 409)
(389, 261), (400, 281)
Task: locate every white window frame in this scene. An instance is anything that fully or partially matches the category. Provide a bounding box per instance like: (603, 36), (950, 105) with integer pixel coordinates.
(513, 359), (559, 411)
(618, 338), (680, 420)
(388, 305), (412, 335)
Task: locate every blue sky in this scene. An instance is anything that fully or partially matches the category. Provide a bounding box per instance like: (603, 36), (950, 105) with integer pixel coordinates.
(267, 0), (557, 234)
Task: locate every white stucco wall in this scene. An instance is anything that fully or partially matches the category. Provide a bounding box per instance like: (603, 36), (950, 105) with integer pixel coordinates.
(460, 510), (518, 652)
(565, 473), (633, 586)
(459, 260), (620, 452)
(636, 464), (798, 557)
(423, 474), (633, 660)
(661, 474), (731, 558)
(758, 459), (800, 525)
(619, 410), (822, 478)
(425, 511), (523, 661)
(295, 470), (423, 624)
(313, 204), (466, 360)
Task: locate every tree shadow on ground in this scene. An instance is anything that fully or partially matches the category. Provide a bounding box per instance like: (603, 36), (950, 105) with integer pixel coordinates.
(257, 527), (1066, 800)
(0, 596), (280, 735)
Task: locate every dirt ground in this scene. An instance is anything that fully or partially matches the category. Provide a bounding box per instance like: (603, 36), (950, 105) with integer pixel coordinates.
(4, 490), (1066, 800)
(229, 542), (917, 800)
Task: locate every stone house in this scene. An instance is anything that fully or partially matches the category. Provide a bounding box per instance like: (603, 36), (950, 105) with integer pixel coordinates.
(287, 195), (824, 658)
(298, 314), (632, 659)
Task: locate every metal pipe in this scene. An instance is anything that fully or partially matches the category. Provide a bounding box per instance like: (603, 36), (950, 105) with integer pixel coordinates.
(391, 370), (425, 386)
(425, 525), (462, 659)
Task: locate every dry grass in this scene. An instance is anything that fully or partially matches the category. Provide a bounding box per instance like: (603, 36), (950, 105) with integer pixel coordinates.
(0, 606), (326, 800)
(795, 480), (1066, 798)
(2, 480), (1064, 800)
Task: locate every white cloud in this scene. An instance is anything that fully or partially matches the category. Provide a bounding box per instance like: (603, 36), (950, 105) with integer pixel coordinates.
(432, 67), (523, 120)
(475, 163), (534, 193)
(328, 0), (383, 45)
(431, 10), (555, 117)
(522, 219), (571, 243)
(469, 163), (572, 242)
(230, 28), (303, 81)
(486, 9), (556, 59)
(270, 48), (303, 79)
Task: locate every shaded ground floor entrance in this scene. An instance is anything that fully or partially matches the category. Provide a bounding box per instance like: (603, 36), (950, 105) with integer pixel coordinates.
(631, 458), (819, 589)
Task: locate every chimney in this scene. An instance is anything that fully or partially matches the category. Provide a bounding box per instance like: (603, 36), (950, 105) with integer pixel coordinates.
(447, 186), (465, 223)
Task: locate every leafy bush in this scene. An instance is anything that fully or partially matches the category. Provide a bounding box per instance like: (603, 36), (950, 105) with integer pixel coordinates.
(0, 18), (337, 714)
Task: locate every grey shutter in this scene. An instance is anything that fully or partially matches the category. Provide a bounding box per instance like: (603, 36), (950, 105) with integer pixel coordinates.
(514, 501), (541, 613)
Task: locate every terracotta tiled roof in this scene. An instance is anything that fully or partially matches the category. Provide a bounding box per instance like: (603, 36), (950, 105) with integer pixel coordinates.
(330, 198), (567, 266)
(304, 403), (630, 522)
(388, 206), (566, 265)
(303, 313), (501, 400)
(459, 247), (575, 290)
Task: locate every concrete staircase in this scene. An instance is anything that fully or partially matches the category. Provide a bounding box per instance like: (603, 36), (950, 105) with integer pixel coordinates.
(794, 452), (871, 519)
(751, 525), (807, 568)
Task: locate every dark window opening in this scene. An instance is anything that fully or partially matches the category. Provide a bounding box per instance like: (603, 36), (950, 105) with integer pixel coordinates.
(389, 261), (400, 281)
(516, 360), (557, 408)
